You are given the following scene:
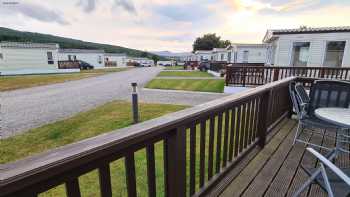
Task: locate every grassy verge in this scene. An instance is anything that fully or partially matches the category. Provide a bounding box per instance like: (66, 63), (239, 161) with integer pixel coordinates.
(163, 66), (185, 70)
(0, 67), (131, 91)
(157, 71), (213, 77)
(0, 101), (187, 164)
(0, 101), (250, 196)
(146, 79), (225, 93)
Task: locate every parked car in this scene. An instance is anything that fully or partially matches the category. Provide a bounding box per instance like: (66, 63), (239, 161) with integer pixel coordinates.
(78, 60), (94, 70)
(141, 62), (152, 67)
(198, 61), (210, 71)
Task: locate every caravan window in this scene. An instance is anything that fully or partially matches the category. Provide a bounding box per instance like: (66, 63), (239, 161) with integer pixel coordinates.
(0, 53), (3, 60)
(291, 42), (310, 67)
(243, 50), (249, 63)
(323, 41), (346, 67)
(221, 54), (224, 61)
(98, 56), (102, 64)
(68, 55), (72, 61)
(47, 52), (54, 64)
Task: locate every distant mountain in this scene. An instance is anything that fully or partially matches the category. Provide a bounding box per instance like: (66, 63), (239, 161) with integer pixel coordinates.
(0, 27), (159, 59)
(152, 51), (192, 57)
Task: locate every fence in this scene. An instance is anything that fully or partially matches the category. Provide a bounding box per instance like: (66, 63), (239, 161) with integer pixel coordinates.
(226, 66), (350, 86)
(58, 61), (80, 69)
(0, 77), (295, 197)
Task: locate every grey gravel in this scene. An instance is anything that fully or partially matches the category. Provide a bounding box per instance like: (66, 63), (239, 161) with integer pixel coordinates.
(0, 67), (228, 138)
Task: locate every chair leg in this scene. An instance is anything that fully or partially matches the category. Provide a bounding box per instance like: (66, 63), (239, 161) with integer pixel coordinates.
(320, 164), (334, 197)
(293, 122), (304, 145)
(293, 168), (322, 197)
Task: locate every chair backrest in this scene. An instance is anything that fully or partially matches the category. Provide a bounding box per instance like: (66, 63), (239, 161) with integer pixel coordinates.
(289, 82), (304, 119)
(308, 80), (350, 115)
(295, 84), (310, 104)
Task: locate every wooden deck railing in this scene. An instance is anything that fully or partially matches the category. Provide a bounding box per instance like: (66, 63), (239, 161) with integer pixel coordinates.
(105, 61), (117, 67)
(58, 60), (80, 69)
(0, 77), (295, 197)
(226, 66), (350, 86)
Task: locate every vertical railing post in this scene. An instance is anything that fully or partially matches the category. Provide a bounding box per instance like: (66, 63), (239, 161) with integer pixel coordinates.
(257, 90), (271, 148)
(164, 127), (186, 197)
(320, 68), (325, 78)
(273, 68), (280, 81)
(225, 66), (230, 86)
(242, 67), (246, 87)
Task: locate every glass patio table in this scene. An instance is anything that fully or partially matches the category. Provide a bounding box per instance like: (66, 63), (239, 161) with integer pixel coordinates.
(315, 107), (350, 154)
(315, 108), (350, 129)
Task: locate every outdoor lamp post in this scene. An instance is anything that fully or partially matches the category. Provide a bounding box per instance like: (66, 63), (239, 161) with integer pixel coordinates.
(131, 82), (139, 123)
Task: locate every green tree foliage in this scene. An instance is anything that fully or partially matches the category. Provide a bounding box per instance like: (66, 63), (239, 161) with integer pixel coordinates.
(0, 27), (160, 59)
(151, 55), (160, 64)
(192, 33), (231, 52)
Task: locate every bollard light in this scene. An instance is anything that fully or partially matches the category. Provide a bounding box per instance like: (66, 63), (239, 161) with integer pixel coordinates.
(131, 82), (137, 93)
(131, 82), (139, 123)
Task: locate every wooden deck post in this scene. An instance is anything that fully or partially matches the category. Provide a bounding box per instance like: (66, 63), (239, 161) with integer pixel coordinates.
(257, 90), (271, 148)
(273, 68), (280, 81)
(164, 127), (186, 197)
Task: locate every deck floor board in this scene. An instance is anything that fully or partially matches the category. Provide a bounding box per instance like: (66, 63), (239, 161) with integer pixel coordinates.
(220, 118), (349, 197)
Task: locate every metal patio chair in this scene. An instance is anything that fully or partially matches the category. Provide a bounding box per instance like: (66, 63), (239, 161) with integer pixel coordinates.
(293, 147), (350, 197)
(289, 82), (340, 150)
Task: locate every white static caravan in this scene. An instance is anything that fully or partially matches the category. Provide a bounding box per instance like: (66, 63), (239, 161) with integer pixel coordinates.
(263, 26), (350, 67)
(0, 42), (61, 75)
(128, 57), (155, 67)
(194, 50), (212, 62)
(104, 53), (127, 67)
(227, 43), (269, 64)
(212, 48), (229, 62)
(58, 49), (105, 68)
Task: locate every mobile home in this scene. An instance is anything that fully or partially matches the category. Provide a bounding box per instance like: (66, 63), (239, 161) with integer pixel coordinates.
(0, 42), (60, 75)
(227, 43), (269, 64)
(263, 26), (350, 67)
(58, 49), (105, 68)
(128, 57), (154, 67)
(212, 48), (229, 62)
(194, 50), (212, 62)
(104, 53), (127, 67)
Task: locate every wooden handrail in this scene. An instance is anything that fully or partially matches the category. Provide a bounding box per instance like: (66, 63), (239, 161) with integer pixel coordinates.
(0, 77), (296, 197)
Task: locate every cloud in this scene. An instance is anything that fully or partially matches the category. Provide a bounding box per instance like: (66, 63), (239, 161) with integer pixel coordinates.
(114, 0), (137, 14)
(224, 0), (319, 13)
(0, 2), (69, 25)
(77, 0), (97, 13)
(154, 3), (212, 22)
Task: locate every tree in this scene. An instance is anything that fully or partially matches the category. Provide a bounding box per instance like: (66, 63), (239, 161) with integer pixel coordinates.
(192, 33), (231, 52)
(141, 51), (148, 57)
(151, 55), (159, 64)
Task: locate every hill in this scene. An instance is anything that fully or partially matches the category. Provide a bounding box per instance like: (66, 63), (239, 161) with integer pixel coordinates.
(0, 27), (158, 58)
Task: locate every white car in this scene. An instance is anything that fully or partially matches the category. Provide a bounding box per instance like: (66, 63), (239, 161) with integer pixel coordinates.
(141, 63), (152, 67)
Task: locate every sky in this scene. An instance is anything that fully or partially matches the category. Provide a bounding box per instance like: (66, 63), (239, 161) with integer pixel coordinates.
(0, 0), (350, 52)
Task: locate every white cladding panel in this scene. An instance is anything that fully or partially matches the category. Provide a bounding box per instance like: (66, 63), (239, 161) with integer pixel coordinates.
(0, 47), (58, 71)
(236, 47), (268, 63)
(105, 55), (127, 67)
(273, 32), (350, 67)
(58, 53), (105, 68)
(213, 52), (228, 61)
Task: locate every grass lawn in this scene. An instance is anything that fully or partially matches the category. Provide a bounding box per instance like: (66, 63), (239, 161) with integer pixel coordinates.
(0, 101), (187, 196)
(0, 67), (131, 91)
(146, 79), (225, 93)
(0, 100), (250, 196)
(157, 71), (213, 78)
(163, 65), (185, 70)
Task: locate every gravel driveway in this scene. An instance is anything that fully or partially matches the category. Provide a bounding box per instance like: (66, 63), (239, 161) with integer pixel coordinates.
(1, 67), (228, 138)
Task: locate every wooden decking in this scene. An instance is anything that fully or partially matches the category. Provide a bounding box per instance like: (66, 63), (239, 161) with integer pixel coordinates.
(220, 117), (348, 197)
